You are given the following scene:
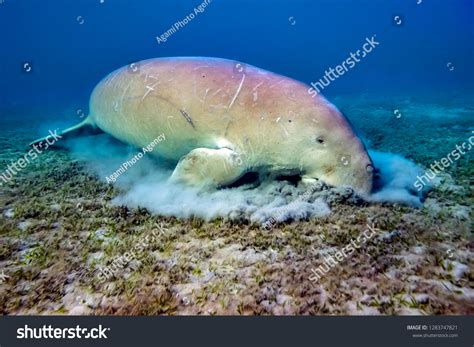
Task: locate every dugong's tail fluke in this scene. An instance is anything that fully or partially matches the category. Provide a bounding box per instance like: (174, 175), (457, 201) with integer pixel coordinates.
(29, 116), (103, 148)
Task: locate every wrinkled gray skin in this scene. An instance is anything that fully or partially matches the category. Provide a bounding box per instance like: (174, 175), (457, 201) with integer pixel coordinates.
(34, 57), (374, 195)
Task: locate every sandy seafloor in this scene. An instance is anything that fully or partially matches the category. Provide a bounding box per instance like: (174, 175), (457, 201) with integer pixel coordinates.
(0, 91), (472, 315)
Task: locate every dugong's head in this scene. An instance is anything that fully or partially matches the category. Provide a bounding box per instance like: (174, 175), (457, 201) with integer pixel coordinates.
(289, 99), (374, 196)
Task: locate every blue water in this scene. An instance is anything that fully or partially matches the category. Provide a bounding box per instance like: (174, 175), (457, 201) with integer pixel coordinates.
(0, 0), (472, 111)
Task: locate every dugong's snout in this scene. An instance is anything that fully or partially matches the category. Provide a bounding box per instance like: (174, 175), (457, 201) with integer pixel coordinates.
(341, 154), (375, 196)
(299, 109), (375, 196)
(335, 136), (375, 196)
(311, 147), (374, 196)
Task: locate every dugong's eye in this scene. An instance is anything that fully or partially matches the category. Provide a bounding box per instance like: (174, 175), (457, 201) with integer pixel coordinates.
(315, 136), (325, 145)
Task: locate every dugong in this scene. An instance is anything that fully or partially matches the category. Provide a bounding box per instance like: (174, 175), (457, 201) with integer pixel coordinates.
(31, 57), (374, 195)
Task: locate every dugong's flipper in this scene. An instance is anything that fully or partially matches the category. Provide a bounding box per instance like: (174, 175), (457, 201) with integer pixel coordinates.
(29, 117), (103, 148)
(170, 148), (246, 188)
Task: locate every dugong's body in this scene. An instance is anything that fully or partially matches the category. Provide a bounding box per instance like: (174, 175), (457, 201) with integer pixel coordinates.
(34, 57), (374, 194)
